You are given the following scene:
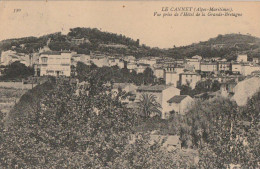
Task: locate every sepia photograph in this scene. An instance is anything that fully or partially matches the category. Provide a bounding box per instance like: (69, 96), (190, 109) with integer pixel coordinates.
(0, 1), (259, 168)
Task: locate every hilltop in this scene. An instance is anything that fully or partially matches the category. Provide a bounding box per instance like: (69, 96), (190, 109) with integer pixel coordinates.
(0, 27), (142, 56)
(165, 33), (260, 60)
(0, 28), (260, 60)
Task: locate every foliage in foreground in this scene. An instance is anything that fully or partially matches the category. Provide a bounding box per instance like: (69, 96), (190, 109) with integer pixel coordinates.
(0, 79), (192, 168)
(180, 94), (260, 168)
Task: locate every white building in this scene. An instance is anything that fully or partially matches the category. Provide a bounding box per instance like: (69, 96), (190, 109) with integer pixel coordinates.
(252, 58), (259, 64)
(164, 66), (184, 87)
(71, 54), (91, 66)
(232, 63), (242, 74)
(154, 68), (165, 79)
(71, 38), (90, 45)
(237, 54), (248, 63)
(218, 61), (231, 72)
(108, 58), (125, 69)
(179, 72), (201, 89)
(138, 58), (157, 67)
(90, 56), (109, 67)
(174, 67), (185, 74)
(241, 64), (260, 76)
(38, 51), (73, 77)
(192, 55), (203, 61)
(185, 58), (201, 71)
(127, 63), (138, 72)
(124, 55), (136, 63)
(166, 95), (194, 115)
(165, 72), (179, 87)
(201, 62), (218, 73)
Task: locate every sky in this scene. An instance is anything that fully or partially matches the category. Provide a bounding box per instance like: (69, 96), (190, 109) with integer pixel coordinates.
(0, 1), (259, 48)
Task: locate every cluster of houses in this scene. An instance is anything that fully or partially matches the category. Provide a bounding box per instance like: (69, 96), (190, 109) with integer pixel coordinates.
(1, 43), (260, 119)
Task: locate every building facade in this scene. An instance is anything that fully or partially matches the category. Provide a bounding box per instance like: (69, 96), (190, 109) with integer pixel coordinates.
(38, 51), (73, 77)
(237, 54), (248, 63)
(166, 95), (194, 115)
(218, 61), (231, 72)
(179, 72), (201, 89)
(232, 63), (242, 74)
(201, 62), (218, 73)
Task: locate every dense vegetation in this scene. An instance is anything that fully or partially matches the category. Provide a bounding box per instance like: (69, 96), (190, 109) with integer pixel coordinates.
(179, 79), (221, 97)
(1, 28), (259, 59)
(0, 60), (259, 168)
(179, 94), (259, 168)
(76, 62), (158, 85)
(133, 92), (259, 168)
(0, 76), (194, 168)
(0, 61), (34, 81)
(166, 34), (260, 60)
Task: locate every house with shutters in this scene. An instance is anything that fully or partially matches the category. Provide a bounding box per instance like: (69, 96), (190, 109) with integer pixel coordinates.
(37, 50), (75, 77)
(166, 95), (194, 115)
(179, 72), (201, 89)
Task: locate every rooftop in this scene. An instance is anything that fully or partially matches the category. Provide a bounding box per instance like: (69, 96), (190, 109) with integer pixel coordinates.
(201, 62), (218, 65)
(180, 71), (199, 75)
(40, 51), (61, 55)
(167, 95), (188, 103)
(137, 85), (173, 92)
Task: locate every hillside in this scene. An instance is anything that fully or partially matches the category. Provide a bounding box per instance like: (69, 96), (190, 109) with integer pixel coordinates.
(165, 33), (260, 60)
(0, 28), (143, 56)
(0, 28), (260, 60)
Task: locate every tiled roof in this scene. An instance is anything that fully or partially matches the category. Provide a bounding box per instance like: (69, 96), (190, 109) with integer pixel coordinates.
(167, 95), (188, 103)
(72, 54), (82, 57)
(201, 62), (217, 65)
(40, 50), (72, 55)
(137, 85), (172, 92)
(40, 51), (61, 55)
(180, 71), (199, 75)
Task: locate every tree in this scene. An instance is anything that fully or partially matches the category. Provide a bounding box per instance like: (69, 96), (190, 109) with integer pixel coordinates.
(110, 133), (197, 169)
(136, 93), (161, 118)
(1, 78), (137, 168)
(76, 62), (97, 82)
(0, 76), (198, 168)
(143, 67), (155, 85)
(1, 61), (33, 80)
(182, 94), (260, 168)
(179, 85), (192, 95)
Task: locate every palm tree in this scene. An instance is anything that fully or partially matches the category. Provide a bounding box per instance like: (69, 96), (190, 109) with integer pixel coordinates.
(136, 93), (161, 118)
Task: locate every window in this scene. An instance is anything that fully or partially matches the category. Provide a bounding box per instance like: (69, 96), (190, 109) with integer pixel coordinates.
(41, 57), (48, 63)
(46, 70), (54, 73)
